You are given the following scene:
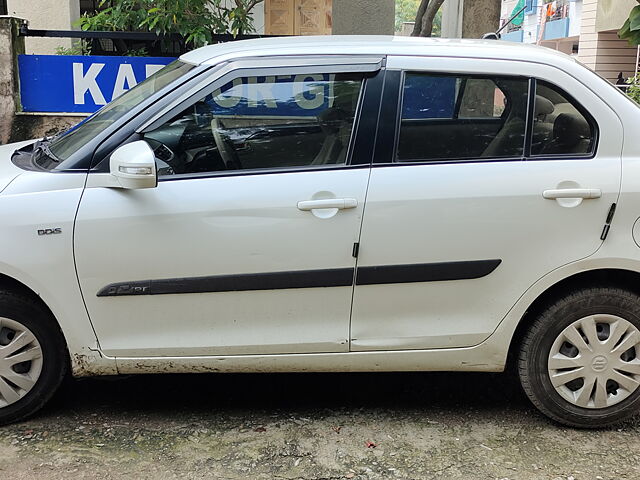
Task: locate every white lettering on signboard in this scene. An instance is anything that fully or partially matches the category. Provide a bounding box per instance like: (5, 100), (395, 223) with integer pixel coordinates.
(112, 64), (138, 99)
(212, 78), (243, 108)
(145, 64), (165, 77)
(73, 63), (107, 105)
(72, 62), (168, 107)
(293, 74), (325, 110)
(210, 75), (328, 111)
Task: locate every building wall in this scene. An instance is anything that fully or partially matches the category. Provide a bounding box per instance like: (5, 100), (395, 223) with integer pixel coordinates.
(577, 0), (637, 82)
(332, 0), (394, 35)
(568, 0), (582, 38)
(252, 1), (265, 34)
(500, 0), (638, 82)
(521, 4), (540, 44)
(6, 0), (78, 54)
(595, 0), (637, 32)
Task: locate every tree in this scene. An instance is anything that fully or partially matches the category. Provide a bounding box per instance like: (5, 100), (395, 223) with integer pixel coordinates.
(396, 0), (441, 36)
(619, 1), (640, 45)
(411, 0), (446, 37)
(77, 0), (263, 48)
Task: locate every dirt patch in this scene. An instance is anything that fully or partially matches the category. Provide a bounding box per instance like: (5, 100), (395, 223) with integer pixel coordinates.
(0, 372), (639, 479)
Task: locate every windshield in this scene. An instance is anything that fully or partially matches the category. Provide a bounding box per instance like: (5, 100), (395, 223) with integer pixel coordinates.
(43, 60), (195, 168)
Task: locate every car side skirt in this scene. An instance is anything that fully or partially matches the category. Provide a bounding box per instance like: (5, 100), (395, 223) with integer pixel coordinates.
(113, 342), (506, 375)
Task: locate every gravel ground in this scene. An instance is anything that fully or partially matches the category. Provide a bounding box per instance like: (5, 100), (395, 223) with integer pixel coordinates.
(0, 371), (639, 479)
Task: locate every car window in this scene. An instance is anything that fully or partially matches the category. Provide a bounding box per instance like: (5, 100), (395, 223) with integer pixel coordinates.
(396, 73), (529, 162)
(144, 73), (363, 176)
(531, 80), (595, 156)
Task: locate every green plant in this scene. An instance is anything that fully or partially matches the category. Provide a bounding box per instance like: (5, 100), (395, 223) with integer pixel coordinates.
(55, 39), (92, 55)
(619, 2), (640, 45)
(76, 0), (263, 48)
(626, 74), (640, 104)
(126, 47), (149, 56)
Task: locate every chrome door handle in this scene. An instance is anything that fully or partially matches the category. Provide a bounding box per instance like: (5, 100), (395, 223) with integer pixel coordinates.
(542, 188), (602, 200)
(297, 198), (358, 211)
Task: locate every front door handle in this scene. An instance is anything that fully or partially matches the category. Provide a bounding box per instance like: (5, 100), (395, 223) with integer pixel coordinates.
(297, 198), (358, 211)
(543, 188), (602, 200)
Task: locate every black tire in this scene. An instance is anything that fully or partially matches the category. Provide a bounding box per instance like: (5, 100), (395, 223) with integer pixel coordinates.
(519, 287), (640, 428)
(0, 290), (68, 426)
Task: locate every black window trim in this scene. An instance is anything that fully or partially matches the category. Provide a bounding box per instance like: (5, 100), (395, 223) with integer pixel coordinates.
(145, 67), (385, 182)
(375, 70), (599, 167)
(524, 77), (536, 158)
(373, 69), (403, 165)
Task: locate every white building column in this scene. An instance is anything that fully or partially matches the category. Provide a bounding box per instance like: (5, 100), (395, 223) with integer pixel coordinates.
(442, 0), (501, 39)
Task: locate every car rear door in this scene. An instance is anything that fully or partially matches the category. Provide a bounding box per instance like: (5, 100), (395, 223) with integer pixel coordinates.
(350, 55), (623, 352)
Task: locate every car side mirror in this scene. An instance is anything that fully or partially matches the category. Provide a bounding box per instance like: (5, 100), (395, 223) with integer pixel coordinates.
(109, 141), (157, 189)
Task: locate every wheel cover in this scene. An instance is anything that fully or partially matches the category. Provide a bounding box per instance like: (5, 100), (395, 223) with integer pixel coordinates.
(548, 314), (640, 409)
(0, 317), (43, 408)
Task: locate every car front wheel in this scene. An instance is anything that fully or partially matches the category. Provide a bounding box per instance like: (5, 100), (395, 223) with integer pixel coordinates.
(519, 287), (640, 428)
(0, 291), (67, 426)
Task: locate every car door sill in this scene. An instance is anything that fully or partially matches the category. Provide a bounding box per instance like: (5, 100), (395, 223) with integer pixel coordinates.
(111, 345), (504, 374)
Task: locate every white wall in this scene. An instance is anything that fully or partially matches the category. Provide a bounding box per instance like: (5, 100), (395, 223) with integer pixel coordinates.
(522, 6), (539, 44)
(441, 0), (462, 38)
(500, 0), (519, 20)
(253, 0), (265, 34)
(6, 0), (79, 54)
(568, 0), (583, 38)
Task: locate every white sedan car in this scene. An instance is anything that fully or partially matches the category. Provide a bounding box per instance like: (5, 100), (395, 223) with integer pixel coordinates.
(1, 36), (639, 428)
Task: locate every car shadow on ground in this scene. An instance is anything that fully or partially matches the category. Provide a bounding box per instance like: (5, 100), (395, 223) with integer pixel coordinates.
(44, 371), (530, 420)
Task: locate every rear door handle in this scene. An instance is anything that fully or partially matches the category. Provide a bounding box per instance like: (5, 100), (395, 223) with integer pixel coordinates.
(297, 198), (358, 211)
(542, 188), (602, 200)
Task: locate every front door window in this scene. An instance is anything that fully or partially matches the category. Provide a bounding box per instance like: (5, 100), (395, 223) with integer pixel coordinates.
(144, 73), (364, 176)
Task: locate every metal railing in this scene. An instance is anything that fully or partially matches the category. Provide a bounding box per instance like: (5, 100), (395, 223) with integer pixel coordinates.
(18, 23), (279, 56)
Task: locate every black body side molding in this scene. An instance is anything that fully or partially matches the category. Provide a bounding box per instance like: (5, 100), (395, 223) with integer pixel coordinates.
(97, 259), (502, 297)
(355, 259), (502, 286)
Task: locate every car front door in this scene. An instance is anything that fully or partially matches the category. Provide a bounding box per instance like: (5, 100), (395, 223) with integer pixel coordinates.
(350, 56), (623, 351)
(74, 60), (383, 358)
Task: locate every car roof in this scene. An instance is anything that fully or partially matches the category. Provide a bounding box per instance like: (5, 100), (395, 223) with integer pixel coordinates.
(179, 35), (572, 67)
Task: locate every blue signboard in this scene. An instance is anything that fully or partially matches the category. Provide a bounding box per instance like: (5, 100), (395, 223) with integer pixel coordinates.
(18, 55), (175, 113)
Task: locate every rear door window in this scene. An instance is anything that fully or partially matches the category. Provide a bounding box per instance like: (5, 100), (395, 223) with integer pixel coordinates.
(531, 80), (596, 156)
(396, 73), (529, 162)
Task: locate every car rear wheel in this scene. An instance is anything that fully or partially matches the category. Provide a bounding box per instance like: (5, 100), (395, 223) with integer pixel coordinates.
(519, 287), (640, 428)
(0, 291), (67, 426)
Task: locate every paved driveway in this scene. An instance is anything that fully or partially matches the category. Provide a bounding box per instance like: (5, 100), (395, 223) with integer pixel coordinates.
(0, 371), (638, 479)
